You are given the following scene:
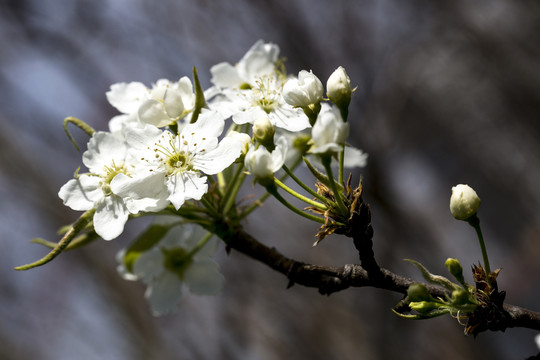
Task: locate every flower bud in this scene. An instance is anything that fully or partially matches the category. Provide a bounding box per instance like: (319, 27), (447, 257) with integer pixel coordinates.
(245, 136), (287, 183)
(451, 288), (470, 306)
(309, 104), (349, 155)
(326, 66), (352, 119)
(407, 283), (435, 302)
(283, 70), (324, 108)
(445, 258), (465, 285)
(449, 184), (481, 220)
(253, 116), (275, 150)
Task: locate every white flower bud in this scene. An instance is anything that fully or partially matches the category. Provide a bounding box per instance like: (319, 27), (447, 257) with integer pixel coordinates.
(245, 137), (287, 181)
(282, 70), (324, 107)
(252, 116), (275, 149)
(326, 66), (352, 114)
(450, 184), (481, 220)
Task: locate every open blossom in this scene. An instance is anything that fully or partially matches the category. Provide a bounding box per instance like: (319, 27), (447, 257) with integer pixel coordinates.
(208, 40), (310, 132)
(58, 132), (132, 240)
(106, 77), (195, 128)
(282, 70), (324, 107)
(309, 104), (349, 155)
(112, 110), (248, 209)
(210, 39), (280, 89)
(117, 222), (224, 316)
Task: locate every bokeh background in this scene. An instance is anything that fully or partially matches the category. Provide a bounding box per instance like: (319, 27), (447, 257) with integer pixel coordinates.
(2, 0), (540, 359)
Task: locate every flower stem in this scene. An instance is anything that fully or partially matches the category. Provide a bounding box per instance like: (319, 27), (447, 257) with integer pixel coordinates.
(187, 231), (214, 258)
(281, 164), (328, 204)
(321, 155), (349, 216)
(468, 215), (492, 277)
(338, 146), (345, 187)
(265, 183), (326, 224)
(274, 178), (327, 210)
(15, 208), (96, 270)
(221, 163), (247, 215)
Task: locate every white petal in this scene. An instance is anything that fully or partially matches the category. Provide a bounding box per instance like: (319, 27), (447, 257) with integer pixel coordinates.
(82, 132), (128, 171)
(124, 123), (163, 150)
(163, 89), (185, 119)
(106, 82), (148, 114)
(93, 195), (129, 240)
(138, 99), (171, 128)
(269, 106), (311, 132)
(193, 132), (249, 174)
(210, 62), (243, 88)
(177, 76), (195, 110)
(133, 248), (164, 282)
(58, 176), (102, 211)
(271, 136), (288, 173)
(238, 40), (279, 82)
(167, 171), (208, 209)
(185, 259), (225, 295)
(343, 146), (368, 168)
(145, 271), (183, 316)
(111, 172), (169, 213)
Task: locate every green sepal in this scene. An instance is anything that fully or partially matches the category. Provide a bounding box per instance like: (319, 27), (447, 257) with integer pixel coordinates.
(392, 308), (452, 320)
(405, 259), (460, 291)
(123, 224), (170, 273)
(190, 66), (206, 124)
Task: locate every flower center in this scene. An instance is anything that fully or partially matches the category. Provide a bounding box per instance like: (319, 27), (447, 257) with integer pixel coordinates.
(151, 131), (194, 176)
(252, 75), (281, 114)
(101, 160), (128, 195)
(162, 247), (193, 280)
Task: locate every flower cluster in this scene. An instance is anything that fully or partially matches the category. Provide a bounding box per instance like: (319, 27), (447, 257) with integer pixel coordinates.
(22, 40), (368, 314)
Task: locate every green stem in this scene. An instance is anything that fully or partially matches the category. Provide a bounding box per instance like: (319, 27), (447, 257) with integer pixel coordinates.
(338, 146), (345, 187)
(282, 164), (329, 204)
(321, 155), (349, 216)
(468, 215), (491, 277)
(265, 183), (326, 224)
(187, 231), (214, 258)
(274, 178), (327, 210)
(222, 164), (247, 215)
(15, 208), (96, 270)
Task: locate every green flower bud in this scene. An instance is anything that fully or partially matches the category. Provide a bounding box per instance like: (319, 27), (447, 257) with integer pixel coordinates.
(445, 258), (465, 285)
(407, 283), (435, 302)
(450, 184), (481, 220)
(451, 288), (471, 306)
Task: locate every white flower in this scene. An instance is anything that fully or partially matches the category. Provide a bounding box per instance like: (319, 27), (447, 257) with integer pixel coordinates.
(309, 104), (349, 155)
(245, 137), (287, 180)
(327, 66), (352, 108)
(112, 110), (246, 209)
(450, 184), (481, 220)
(210, 40), (280, 89)
(106, 77), (196, 128)
(282, 70), (324, 107)
(58, 132), (132, 240)
(118, 222), (224, 316)
(208, 40), (310, 132)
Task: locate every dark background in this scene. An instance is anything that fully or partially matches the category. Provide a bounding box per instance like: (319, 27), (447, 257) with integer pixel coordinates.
(2, 1), (540, 359)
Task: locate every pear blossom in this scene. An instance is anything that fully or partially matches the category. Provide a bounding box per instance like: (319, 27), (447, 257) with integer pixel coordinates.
(106, 77), (196, 128)
(327, 66), (352, 110)
(282, 70), (324, 108)
(210, 40), (280, 89)
(208, 40), (310, 132)
(112, 110), (247, 210)
(117, 222), (224, 316)
(245, 136), (287, 180)
(58, 131), (132, 240)
(450, 184), (481, 220)
(309, 104), (349, 155)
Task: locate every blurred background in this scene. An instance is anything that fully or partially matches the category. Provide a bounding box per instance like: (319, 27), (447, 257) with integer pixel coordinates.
(2, 0), (540, 359)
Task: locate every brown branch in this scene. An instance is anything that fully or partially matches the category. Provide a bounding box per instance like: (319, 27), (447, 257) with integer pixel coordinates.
(219, 225), (540, 333)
